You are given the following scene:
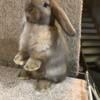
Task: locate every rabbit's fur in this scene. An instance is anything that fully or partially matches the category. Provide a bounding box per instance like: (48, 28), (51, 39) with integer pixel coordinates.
(14, 0), (76, 88)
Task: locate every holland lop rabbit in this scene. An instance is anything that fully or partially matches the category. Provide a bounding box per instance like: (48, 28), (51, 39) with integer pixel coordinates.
(14, 0), (76, 89)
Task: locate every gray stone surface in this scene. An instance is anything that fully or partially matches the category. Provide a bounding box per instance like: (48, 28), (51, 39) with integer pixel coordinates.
(0, 0), (26, 66)
(0, 0), (83, 76)
(0, 66), (88, 100)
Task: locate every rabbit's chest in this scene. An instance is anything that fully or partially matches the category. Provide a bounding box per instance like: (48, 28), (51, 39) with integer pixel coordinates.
(29, 26), (54, 52)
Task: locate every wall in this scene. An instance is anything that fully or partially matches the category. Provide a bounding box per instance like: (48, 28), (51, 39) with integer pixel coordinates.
(87, 0), (100, 31)
(92, 0), (100, 31)
(0, 0), (26, 66)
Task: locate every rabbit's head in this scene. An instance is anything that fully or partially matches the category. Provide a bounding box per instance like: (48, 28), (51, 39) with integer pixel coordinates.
(25, 0), (51, 25)
(25, 0), (76, 36)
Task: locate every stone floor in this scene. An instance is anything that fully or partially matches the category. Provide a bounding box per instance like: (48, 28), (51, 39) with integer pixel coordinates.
(0, 65), (88, 100)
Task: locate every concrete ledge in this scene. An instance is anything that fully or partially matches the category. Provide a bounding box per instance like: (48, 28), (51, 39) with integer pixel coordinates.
(0, 66), (88, 100)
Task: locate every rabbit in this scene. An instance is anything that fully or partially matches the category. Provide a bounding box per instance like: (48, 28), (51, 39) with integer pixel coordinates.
(14, 0), (76, 89)
(14, 0), (58, 71)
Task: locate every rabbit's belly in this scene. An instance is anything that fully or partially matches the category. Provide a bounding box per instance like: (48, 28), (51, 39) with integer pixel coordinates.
(35, 33), (52, 52)
(29, 29), (53, 53)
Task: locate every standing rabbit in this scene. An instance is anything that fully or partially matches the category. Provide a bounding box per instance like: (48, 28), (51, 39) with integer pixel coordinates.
(14, 0), (76, 89)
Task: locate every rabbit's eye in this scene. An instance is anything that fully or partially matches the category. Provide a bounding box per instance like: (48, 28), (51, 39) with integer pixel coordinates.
(43, 2), (49, 8)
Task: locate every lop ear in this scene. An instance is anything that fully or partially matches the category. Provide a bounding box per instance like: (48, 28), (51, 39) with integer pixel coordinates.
(50, 0), (76, 36)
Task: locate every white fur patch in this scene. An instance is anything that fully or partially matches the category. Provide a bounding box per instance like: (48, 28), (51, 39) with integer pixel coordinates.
(29, 25), (53, 52)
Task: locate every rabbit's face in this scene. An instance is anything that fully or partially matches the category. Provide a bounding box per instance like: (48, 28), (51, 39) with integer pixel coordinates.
(25, 0), (51, 24)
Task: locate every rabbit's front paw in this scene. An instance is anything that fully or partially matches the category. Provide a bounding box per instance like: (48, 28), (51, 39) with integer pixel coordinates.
(24, 58), (42, 71)
(14, 52), (25, 66)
